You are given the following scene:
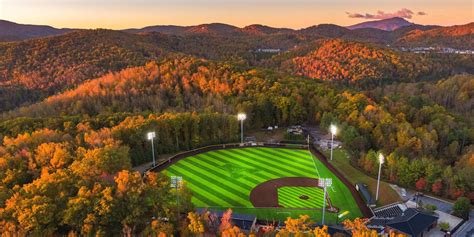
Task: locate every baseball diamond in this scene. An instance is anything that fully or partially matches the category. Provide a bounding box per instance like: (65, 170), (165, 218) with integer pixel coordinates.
(165, 147), (363, 223)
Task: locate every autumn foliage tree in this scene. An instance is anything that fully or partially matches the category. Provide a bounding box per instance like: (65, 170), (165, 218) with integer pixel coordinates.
(416, 178), (427, 191)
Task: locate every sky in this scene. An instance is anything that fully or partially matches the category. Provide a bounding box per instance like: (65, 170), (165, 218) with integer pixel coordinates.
(0, 0), (472, 29)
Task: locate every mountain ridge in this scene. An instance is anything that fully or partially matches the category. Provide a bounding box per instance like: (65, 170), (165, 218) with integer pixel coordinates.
(1, 18), (469, 42)
(0, 19), (74, 41)
(346, 17), (414, 31)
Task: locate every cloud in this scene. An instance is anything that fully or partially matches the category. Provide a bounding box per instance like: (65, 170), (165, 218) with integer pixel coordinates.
(346, 8), (426, 19)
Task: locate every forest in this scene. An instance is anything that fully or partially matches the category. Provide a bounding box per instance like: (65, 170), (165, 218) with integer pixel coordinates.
(0, 25), (473, 235)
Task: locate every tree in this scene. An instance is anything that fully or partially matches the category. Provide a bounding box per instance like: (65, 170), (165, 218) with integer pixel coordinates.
(70, 144), (131, 180)
(431, 180), (443, 195)
(219, 209), (233, 233)
(282, 215), (311, 234)
(187, 212), (205, 235)
(342, 218), (377, 237)
(416, 178), (427, 191)
(452, 197), (470, 219)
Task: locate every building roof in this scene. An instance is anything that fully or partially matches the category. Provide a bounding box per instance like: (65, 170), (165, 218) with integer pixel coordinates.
(374, 203), (406, 218)
(386, 208), (438, 236)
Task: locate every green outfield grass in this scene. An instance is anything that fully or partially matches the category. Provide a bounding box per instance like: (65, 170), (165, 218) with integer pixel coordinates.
(165, 147), (362, 223)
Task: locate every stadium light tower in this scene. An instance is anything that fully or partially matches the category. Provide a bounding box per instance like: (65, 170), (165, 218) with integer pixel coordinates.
(376, 153), (385, 201)
(330, 124), (337, 161)
(237, 113), (247, 143)
(147, 131), (156, 166)
(318, 178), (332, 225)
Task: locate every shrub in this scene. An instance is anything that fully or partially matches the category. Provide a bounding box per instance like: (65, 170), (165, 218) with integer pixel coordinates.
(452, 197), (470, 219)
(438, 222), (450, 231)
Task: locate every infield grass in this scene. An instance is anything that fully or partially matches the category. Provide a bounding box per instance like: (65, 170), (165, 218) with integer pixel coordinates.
(278, 187), (325, 208)
(165, 147), (362, 223)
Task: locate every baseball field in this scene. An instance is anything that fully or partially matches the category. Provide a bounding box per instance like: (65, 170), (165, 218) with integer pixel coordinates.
(165, 147), (363, 223)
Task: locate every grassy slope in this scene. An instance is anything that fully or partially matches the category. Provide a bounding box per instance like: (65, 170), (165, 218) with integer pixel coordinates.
(328, 148), (401, 206)
(165, 147), (362, 223)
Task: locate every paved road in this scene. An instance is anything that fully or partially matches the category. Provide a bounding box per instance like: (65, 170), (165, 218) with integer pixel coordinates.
(406, 190), (454, 213)
(455, 220), (474, 237)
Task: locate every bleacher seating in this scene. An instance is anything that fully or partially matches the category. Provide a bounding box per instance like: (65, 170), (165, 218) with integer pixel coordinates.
(373, 203), (405, 218)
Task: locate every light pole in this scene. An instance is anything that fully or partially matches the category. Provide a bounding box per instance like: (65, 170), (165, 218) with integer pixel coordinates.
(147, 131), (156, 166)
(318, 178), (332, 225)
(376, 153), (385, 201)
(171, 176), (182, 220)
(330, 124), (337, 161)
(237, 113), (247, 143)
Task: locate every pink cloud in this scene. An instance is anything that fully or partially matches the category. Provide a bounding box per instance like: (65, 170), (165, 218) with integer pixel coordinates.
(346, 8), (426, 19)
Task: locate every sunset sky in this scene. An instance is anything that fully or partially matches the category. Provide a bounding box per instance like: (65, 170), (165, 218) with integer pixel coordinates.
(1, 0), (472, 29)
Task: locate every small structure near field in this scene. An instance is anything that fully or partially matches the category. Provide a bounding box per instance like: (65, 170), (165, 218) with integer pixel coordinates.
(244, 136), (256, 143)
(356, 183), (375, 207)
(287, 125), (303, 135)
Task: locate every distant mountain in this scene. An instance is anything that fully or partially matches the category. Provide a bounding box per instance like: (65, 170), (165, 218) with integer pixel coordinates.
(0, 20), (72, 41)
(125, 23), (241, 35)
(396, 22), (474, 49)
(125, 25), (186, 34)
(186, 23), (240, 34)
(241, 24), (295, 34)
(347, 17), (413, 31)
(300, 24), (351, 38)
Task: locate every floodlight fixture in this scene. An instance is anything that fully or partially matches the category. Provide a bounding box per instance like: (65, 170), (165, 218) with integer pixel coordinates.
(379, 153), (385, 164)
(147, 131), (156, 166)
(147, 131), (156, 140)
(330, 124), (337, 135)
(237, 113), (247, 121)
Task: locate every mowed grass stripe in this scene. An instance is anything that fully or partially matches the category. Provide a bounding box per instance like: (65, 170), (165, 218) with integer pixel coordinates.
(257, 147), (312, 161)
(202, 153), (275, 187)
(176, 161), (250, 205)
(278, 187), (325, 208)
(259, 148), (318, 173)
(203, 152), (277, 182)
(212, 150), (301, 179)
(251, 148), (319, 176)
(229, 149), (307, 177)
(193, 153), (227, 166)
(167, 167), (225, 206)
(278, 187), (325, 206)
(168, 164), (246, 206)
(184, 157), (254, 190)
(204, 150), (261, 168)
(279, 197), (304, 208)
(247, 148), (318, 175)
(196, 155), (267, 185)
(255, 147), (312, 161)
(222, 149), (309, 178)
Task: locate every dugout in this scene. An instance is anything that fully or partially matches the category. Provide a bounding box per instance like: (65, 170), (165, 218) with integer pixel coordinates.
(356, 183), (375, 207)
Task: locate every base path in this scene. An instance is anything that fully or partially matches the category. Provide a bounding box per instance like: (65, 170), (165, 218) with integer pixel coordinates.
(249, 177), (336, 211)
